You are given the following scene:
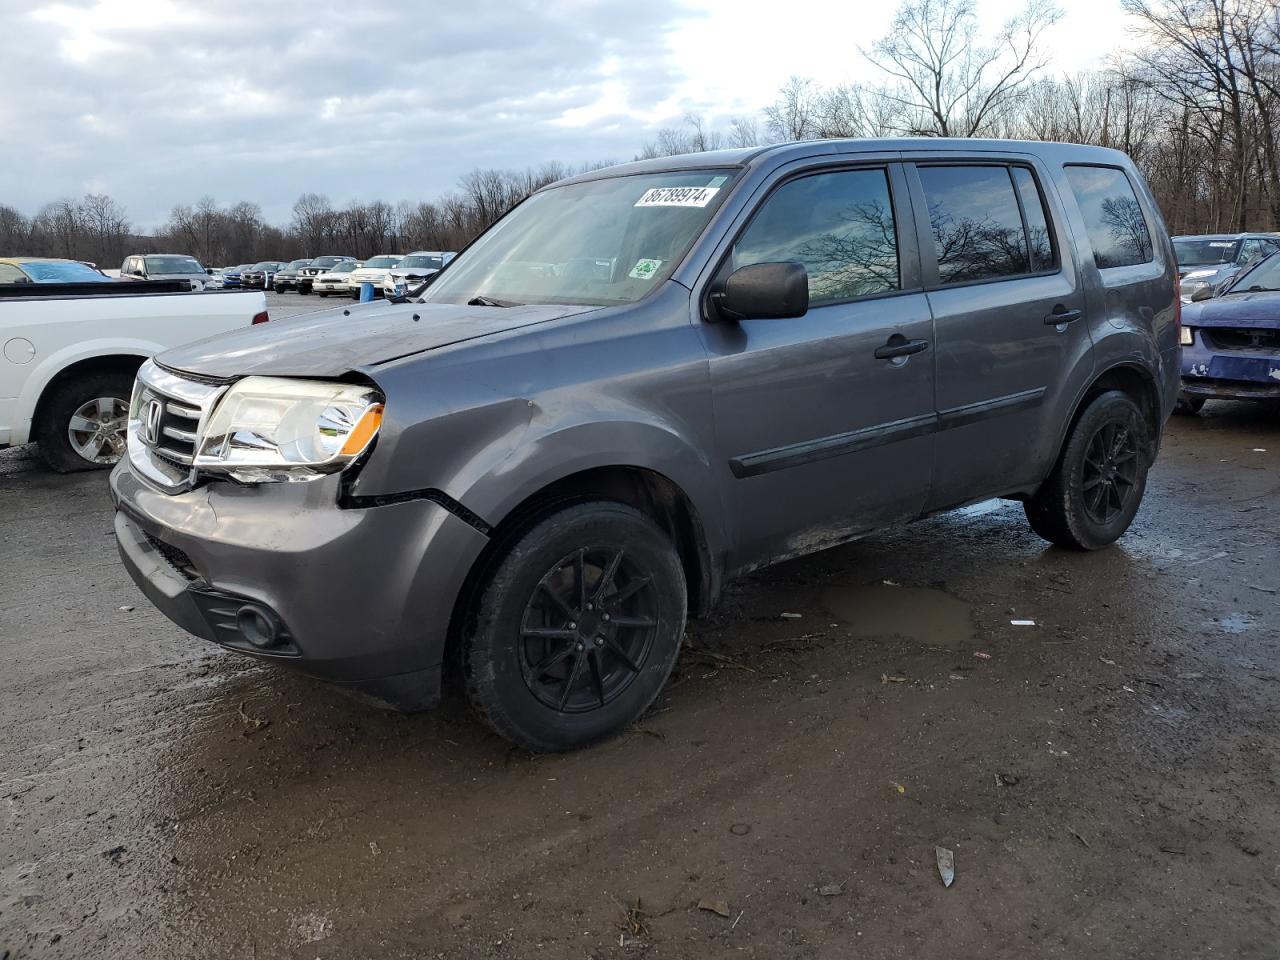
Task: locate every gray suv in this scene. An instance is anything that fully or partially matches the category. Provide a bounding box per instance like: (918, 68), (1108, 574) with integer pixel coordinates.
(110, 139), (1180, 752)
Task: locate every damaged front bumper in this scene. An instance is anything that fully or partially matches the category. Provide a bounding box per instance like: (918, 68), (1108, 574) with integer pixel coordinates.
(109, 462), (490, 709)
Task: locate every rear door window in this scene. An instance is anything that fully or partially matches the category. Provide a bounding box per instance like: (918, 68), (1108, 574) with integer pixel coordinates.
(1064, 165), (1154, 268)
(916, 165), (1032, 284)
(732, 168), (900, 305)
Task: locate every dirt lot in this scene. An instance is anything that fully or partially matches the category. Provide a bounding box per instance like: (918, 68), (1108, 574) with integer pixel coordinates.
(2, 304), (1278, 958)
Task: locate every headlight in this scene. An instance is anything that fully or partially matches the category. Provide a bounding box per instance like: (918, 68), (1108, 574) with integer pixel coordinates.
(1180, 326), (1194, 346)
(194, 376), (383, 483)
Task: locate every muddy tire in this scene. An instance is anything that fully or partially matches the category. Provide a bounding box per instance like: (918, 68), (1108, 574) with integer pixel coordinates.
(1174, 396), (1205, 415)
(1025, 390), (1151, 550)
(464, 501), (686, 752)
(35, 369), (134, 473)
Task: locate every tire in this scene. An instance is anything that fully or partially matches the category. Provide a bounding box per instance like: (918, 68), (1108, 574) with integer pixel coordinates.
(1174, 396), (1205, 415)
(1024, 390), (1152, 550)
(35, 369), (134, 473)
(299, 287), (311, 295)
(464, 501), (687, 752)
(317, 291), (329, 298)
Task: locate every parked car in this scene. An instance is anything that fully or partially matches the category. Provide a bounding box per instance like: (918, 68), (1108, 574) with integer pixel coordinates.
(0, 281), (267, 471)
(111, 139), (1179, 752)
(345, 255), (402, 298)
(120, 254), (217, 291)
(381, 251), (456, 296)
(0, 257), (114, 284)
(312, 260), (360, 296)
(221, 264), (248, 288)
(297, 256), (356, 294)
(241, 261), (288, 290)
(1173, 233), (1280, 302)
(204, 268), (226, 291)
(273, 259), (313, 293)
(1177, 250), (1280, 413)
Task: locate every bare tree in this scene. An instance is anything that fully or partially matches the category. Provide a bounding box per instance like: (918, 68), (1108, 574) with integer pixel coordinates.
(866, 0), (1062, 136)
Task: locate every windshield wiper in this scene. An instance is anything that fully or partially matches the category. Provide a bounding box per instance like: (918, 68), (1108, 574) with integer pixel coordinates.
(467, 295), (521, 308)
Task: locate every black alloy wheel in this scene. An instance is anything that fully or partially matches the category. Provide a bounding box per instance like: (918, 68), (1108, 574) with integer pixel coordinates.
(519, 546), (658, 713)
(463, 501), (686, 752)
(1080, 419), (1140, 525)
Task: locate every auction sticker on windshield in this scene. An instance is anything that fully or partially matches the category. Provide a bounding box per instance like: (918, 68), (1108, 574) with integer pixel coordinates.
(635, 186), (720, 208)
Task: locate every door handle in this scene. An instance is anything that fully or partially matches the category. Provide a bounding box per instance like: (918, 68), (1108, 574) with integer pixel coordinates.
(1044, 306), (1082, 325)
(875, 335), (930, 360)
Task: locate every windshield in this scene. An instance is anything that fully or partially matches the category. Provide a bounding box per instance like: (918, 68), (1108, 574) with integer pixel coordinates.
(328, 262), (357, 274)
(1174, 239), (1239, 267)
(1227, 252), (1280, 293)
(312, 256), (346, 268)
(286, 259), (311, 269)
(19, 260), (112, 282)
(145, 255), (204, 275)
(362, 256), (401, 269)
(399, 255), (444, 269)
(424, 170), (735, 307)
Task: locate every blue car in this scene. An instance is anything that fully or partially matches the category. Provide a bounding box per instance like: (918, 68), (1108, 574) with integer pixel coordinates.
(1179, 250), (1280, 413)
(221, 264), (249, 288)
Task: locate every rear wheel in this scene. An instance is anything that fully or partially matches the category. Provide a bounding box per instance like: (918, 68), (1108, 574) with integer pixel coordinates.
(1174, 395), (1205, 415)
(464, 501), (687, 752)
(35, 370), (134, 473)
(1025, 390), (1151, 550)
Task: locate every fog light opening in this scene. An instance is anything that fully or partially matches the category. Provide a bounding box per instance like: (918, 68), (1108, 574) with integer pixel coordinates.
(236, 604), (282, 649)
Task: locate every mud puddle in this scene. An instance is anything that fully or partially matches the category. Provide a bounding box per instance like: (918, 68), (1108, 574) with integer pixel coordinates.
(822, 582), (975, 649)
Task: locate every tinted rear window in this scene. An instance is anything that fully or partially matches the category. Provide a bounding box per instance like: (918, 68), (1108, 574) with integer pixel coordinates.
(917, 166), (1030, 284)
(1064, 165), (1153, 269)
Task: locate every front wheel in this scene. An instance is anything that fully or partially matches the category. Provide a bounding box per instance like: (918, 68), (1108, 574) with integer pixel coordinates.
(464, 501), (687, 752)
(317, 291), (329, 298)
(1174, 395), (1205, 415)
(35, 370), (134, 473)
(1024, 390), (1152, 550)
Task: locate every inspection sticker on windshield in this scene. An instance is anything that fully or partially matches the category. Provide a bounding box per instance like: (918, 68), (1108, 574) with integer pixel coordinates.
(635, 186), (719, 208)
(628, 258), (663, 280)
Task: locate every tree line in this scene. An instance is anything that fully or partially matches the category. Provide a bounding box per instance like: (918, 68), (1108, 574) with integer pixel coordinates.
(1, 0), (1276, 268)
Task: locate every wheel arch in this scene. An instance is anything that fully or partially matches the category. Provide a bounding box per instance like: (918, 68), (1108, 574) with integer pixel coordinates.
(1054, 361), (1163, 473)
(443, 464), (719, 687)
(29, 353), (147, 439)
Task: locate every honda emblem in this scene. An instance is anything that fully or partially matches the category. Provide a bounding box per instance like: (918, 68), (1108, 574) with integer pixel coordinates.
(141, 398), (163, 445)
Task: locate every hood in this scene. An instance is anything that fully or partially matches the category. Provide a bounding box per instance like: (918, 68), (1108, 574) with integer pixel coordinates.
(1183, 290), (1280, 328)
(1178, 264), (1227, 280)
(156, 299), (595, 379)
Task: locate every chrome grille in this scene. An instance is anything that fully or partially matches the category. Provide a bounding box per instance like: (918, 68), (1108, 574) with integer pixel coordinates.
(127, 359), (226, 492)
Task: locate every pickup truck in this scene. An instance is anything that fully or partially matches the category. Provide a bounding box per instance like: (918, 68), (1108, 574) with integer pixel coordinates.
(1, 282), (267, 471)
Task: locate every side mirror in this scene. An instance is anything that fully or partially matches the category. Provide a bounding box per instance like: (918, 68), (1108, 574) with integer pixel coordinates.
(712, 261), (809, 321)
(1190, 285), (1214, 302)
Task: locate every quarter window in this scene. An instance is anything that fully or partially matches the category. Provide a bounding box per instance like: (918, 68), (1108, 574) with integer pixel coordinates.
(1012, 167), (1054, 272)
(0, 263), (28, 283)
(1064, 165), (1154, 269)
(917, 165), (1031, 284)
(733, 168), (900, 305)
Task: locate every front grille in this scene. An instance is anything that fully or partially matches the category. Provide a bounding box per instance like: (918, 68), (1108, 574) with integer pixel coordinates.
(128, 359), (225, 492)
(1203, 327), (1280, 353)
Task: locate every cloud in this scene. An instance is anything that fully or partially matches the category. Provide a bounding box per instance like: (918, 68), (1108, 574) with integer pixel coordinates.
(2, 0), (706, 226)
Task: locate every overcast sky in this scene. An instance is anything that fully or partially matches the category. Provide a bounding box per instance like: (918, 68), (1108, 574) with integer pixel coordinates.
(2, 0), (1136, 228)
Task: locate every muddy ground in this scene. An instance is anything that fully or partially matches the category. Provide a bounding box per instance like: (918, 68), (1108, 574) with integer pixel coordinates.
(2, 307), (1278, 958)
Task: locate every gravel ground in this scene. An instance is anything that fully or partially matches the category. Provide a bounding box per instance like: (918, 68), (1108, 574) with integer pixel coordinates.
(2, 315), (1278, 958)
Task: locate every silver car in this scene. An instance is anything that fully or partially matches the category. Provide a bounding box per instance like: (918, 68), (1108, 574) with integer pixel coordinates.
(1173, 233), (1280, 302)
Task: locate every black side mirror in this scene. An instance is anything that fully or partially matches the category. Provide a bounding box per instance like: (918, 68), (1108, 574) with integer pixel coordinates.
(1190, 285), (1214, 302)
(712, 261), (809, 321)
